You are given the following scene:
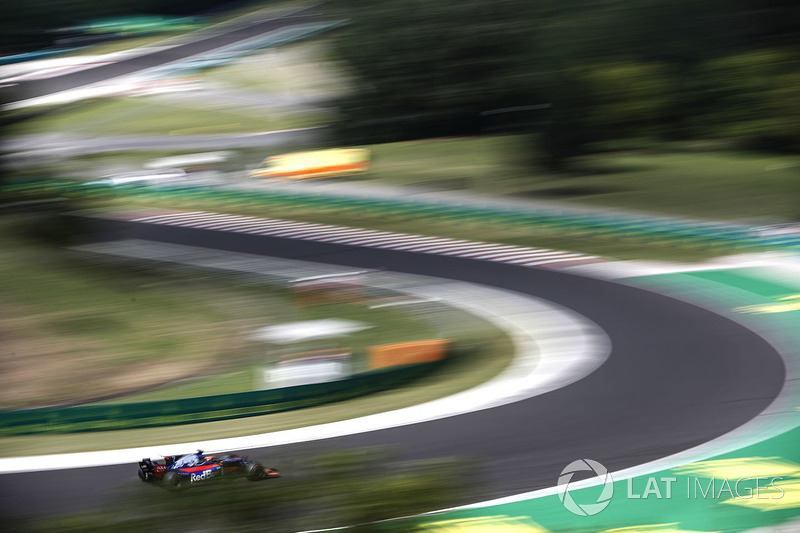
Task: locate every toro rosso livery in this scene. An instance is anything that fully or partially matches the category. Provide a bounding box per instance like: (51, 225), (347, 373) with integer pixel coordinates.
(138, 450), (279, 490)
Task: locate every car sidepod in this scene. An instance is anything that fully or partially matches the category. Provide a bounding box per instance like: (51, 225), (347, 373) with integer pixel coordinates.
(180, 464), (222, 485)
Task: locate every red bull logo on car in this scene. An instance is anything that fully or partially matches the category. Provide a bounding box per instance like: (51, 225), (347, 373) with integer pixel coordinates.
(189, 468), (217, 483)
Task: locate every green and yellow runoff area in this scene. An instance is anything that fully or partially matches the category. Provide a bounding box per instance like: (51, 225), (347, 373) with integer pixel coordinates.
(409, 269), (800, 532)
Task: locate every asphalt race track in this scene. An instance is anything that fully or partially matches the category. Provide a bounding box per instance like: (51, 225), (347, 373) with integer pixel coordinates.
(2, 5), (321, 104)
(0, 220), (786, 520)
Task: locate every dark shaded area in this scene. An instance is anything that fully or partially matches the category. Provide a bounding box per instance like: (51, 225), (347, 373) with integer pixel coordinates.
(330, 0), (800, 168)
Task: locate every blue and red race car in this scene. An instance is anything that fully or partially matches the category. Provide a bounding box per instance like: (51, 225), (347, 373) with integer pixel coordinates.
(138, 450), (279, 490)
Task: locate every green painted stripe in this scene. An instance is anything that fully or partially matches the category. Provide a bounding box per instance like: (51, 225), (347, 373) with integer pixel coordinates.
(685, 269), (800, 298)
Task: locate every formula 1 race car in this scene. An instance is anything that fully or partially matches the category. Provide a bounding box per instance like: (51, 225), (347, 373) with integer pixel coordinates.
(138, 450), (280, 490)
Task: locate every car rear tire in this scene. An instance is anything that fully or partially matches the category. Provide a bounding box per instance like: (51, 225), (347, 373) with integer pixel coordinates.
(162, 471), (185, 491)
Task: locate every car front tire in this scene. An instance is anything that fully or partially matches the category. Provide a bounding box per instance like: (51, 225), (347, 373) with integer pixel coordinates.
(246, 462), (265, 481)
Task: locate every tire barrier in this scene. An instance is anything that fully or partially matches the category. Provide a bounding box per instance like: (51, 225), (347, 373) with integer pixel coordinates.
(368, 340), (451, 369)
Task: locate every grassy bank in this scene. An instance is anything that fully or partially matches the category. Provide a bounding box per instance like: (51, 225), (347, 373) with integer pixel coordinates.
(0, 320), (512, 456)
(0, 216), (271, 409)
(203, 40), (351, 97)
(360, 136), (800, 222)
(4, 97), (323, 138)
(0, 213), (515, 453)
(0, 214), (451, 408)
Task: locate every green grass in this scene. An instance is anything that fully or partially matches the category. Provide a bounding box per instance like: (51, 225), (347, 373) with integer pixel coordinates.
(0, 213), (459, 407)
(0, 212), (515, 452)
(532, 149), (800, 222)
(361, 136), (800, 222)
(5, 97), (326, 138)
(365, 136), (528, 192)
(188, 135), (797, 227)
(98, 297), (447, 402)
(203, 40), (351, 97)
(31, 149), (246, 181)
(0, 216), (301, 409)
(0, 320), (513, 456)
(97, 368), (256, 403)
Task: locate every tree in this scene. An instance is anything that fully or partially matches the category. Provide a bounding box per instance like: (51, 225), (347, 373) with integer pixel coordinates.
(330, 0), (540, 144)
(690, 49), (800, 149)
(582, 61), (673, 139)
(330, 0), (798, 167)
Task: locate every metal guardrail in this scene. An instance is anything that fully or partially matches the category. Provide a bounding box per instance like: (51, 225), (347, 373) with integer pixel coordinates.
(0, 361), (443, 435)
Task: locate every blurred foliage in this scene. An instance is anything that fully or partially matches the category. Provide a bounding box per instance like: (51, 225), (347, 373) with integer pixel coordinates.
(330, 0), (538, 143)
(329, 0), (800, 170)
(0, 177), (91, 244)
(688, 50), (800, 149)
(24, 448), (471, 533)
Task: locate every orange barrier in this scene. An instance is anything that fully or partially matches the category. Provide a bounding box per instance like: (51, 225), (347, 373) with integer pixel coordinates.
(368, 339), (450, 370)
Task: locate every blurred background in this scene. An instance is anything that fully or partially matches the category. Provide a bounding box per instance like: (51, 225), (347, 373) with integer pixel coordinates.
(1, 0), (799, 532)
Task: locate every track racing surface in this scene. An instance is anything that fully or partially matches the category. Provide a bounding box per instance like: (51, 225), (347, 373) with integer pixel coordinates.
(0, 218), (786, 521)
